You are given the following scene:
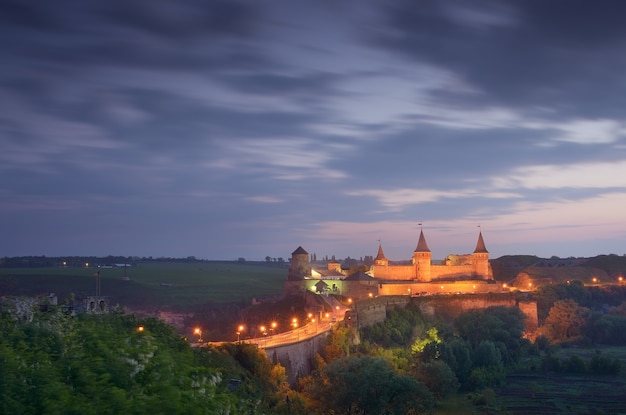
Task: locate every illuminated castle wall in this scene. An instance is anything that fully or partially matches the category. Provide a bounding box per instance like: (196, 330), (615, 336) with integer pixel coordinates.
(371, 230), (493, 282)
(284, 231), (496, 299)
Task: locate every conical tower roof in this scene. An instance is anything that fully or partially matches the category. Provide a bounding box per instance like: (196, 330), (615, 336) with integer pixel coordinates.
(292, 246), (308, 255)
(375, 243), (387, 261)
(414, 230), (431, 253)
(474, 231), (488, 253)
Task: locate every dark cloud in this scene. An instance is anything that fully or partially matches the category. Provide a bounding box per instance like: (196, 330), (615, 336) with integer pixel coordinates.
(372, 0), (626, 117)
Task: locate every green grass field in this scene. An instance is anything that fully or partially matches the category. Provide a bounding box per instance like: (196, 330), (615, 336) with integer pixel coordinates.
(0, 261), (287, 309)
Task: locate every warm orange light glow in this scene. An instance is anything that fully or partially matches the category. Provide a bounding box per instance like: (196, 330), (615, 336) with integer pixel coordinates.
(311, 319), (316, 323)
(194, 327), (201, 335)
(271, 321), (277, 329)
(137, 325), (144, 332)
(440, 285), (444, 289)
(347, 298), (352, 303)
(260, 325), (266, 333)
(325, 312), (330, 318)
(368, 293), (373, 298)
(238, 325), (244, 332)
(592, 277), (598, 283)
(619, 276), (624, 282)
(292, 318), (297, 324)
(307, 313), (313, 318)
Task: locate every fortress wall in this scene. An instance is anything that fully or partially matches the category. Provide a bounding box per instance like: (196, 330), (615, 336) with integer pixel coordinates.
(353, 293), (538, 334)
(430, 264), (475, 279)
(517, 301), (539, 333)
(416, 295), (517, 322)
(352, 296), (410, 327)
(265, 331), (328, 386)
(371, 265), (415, 280)
(377, 280), (501, 297)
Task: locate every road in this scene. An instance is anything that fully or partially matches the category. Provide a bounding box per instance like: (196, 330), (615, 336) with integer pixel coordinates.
(200, 305), (347, 349)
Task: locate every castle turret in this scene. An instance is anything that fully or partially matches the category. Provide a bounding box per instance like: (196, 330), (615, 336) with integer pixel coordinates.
(412, 230), (432, 281)
(473, 231), (491, 279)
(374, 243), (388, 266)
(288, 246), (311, 280)
(327, 256), (341, 273)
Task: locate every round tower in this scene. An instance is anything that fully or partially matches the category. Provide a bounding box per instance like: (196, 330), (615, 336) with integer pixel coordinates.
(288, 246), (311, 280)
(412, 230), (432, 281)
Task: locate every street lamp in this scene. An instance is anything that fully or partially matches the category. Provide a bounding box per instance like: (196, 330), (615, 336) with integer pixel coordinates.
(236, 325), (244, 344)
(194, 327), (202, 343)
(270, 321), (277, 334)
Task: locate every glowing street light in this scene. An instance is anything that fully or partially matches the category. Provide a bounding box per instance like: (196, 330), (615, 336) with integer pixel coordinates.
(194, 327), (202, 343)
(292, 318), (299, 341)
(236, 325), (244, 344)
(137, 325), (145, 332)
(270, 321), (277, 334)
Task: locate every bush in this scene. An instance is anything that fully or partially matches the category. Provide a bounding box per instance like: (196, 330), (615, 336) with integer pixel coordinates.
(563, 355), (587, 374)
(589, 355), (621, 375)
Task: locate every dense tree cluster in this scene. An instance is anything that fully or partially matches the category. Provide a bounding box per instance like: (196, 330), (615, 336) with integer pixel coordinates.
(4, 279), (626, 414)
(0, 300), (238, 414)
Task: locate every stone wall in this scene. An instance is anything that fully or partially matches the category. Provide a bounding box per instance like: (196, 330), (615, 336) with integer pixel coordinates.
(264, 331), (328, 386)
(351, 293), (538, 334)
(371, 264), (416, 280)
(431, 264), (476, 279)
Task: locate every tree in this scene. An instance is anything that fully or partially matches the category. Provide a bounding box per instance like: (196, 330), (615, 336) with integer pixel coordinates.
(540, 299), (590, 343)
(303, 355), (434, 415)
(412, 360), (459, 399)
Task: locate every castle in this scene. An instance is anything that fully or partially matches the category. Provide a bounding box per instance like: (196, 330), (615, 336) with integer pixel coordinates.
(285, 230), (503, 300)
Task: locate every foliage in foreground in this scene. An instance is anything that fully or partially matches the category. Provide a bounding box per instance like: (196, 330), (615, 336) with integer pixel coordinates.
(0, 299), (238, 415)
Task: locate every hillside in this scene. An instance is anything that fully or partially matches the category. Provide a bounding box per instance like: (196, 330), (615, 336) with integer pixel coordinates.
(492, 254), (626, 288)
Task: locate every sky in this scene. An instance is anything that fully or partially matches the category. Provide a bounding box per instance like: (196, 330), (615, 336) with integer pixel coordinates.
(2, 0), (626, 262)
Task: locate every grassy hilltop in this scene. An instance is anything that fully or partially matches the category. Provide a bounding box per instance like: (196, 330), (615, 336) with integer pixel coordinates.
(0, 261), (287, 309)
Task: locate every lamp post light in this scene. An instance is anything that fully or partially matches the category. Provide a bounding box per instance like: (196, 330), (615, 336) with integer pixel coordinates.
(292, 318), (299, 341)
(236, 325), (244, 344)
(270, 321), (277, 335)
(259, 325), (267, 347)
(193, 327), (203, 343)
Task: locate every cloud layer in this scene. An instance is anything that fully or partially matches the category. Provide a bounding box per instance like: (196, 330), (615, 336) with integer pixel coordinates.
(1, 0), (625, 260)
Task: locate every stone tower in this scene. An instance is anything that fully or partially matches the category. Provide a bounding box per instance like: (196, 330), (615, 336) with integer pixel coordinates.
(473, 231), (491, 279)
(288, 246), (311, 280)
(374, 243), (388, 266)
(412, 230), (432, 281)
